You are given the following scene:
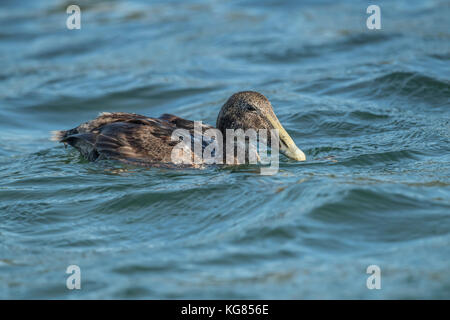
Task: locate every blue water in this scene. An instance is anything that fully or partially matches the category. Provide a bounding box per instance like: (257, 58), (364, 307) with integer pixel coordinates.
(0, 0), (449, 299)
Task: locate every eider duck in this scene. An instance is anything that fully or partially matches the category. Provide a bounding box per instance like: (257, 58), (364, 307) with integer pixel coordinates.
(51, 91), (306, 167)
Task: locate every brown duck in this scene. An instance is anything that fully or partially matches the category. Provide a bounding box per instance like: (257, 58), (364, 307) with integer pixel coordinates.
(51, 91), (306, 167)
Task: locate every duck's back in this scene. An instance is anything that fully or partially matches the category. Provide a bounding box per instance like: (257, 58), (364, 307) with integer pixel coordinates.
(51, 112), (213, 167)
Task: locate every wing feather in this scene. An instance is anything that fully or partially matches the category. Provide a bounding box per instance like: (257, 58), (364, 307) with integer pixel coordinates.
(53, 112), (217, 167)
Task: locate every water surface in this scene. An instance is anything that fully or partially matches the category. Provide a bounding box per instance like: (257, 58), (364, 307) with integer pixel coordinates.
(0, 0), (449, 299)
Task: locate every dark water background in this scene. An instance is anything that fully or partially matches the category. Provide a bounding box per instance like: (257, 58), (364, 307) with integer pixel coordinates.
(0, 0), (449, 299)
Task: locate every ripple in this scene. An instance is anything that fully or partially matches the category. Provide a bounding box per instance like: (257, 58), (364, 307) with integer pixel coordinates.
(308, 187), (450, 242)
(339, 149), (419, 166)
(234, 33), (397, 64)
(323, 71), (450, 106)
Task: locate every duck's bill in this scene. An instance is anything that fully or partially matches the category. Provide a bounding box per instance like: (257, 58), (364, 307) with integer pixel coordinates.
(267, 114), (306, 161)
(279, 139), (306, 161)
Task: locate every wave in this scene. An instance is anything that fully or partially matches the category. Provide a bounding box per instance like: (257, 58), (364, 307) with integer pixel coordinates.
(233, 33), (397, 64)
(322, 71), (450, 105)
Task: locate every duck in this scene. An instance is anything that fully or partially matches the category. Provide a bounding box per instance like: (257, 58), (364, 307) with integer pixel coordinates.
(51, 91), (306, 167)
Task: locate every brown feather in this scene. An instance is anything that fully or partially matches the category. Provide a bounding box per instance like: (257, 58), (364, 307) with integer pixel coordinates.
(53, 112), (214, 167)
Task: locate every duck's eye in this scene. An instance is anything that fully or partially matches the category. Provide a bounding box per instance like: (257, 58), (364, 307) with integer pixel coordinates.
(246, 105), (257, 112)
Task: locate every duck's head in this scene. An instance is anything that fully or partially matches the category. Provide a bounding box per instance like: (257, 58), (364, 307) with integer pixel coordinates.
(216, 91), (306, 161)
